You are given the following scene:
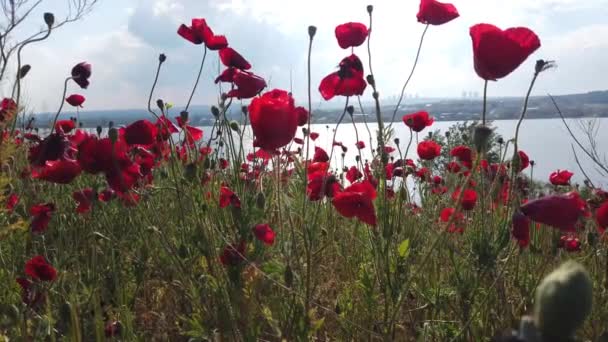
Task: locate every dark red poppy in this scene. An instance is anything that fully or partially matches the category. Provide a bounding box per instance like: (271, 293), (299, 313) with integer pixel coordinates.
(294, 137), (304, 145)
(313, 146), (329, 163)
(470, 24), (541, 81)
(384, 146), (395, 154)
(71, 62), (92, 89)
(402, 111), (434, 132)
(253, 224), (275, 246)
(219, 47), (251, 70)
(520, 191), (588, 232)
(78, 136), (129, 174)
(25, 255), (57, 282)
(16, 277), (44, 308)
(295, 106), (309, 126)
(248, 89), (297, 150)
(439, 207), (465, 233)
(98, 189), (116, 203)
(177, 18), (228, 50)
(28, 133), (70, 167)
(155, 115), (179, 141)
(452, 187), (477, 210)
(447, 161), (461, 173)
(307, 172), (341, 201)
(355, 141), (365, 149)
(65, 94), (85, 107)
(549, 169), (574, 186)
(54, 120), (76, 134)
(335, 22), (368, 49)
(220, 241), (246, 266)
(225, 69), (267, 99)
(517, 150), (530, 172)
(219, 185), (241, 208)
(105, 162), (142, 193)
(417, 0), (459, 25)
(558, 235), (581, 252)
(0, 98), (17, 123)
(332, 180), (377, 226)
(32, 159), (81, 184)
(319, 54), (367, 100)
(417, 140), (441, 160)
(6, 193), (19, 212)
(310, 132), (319, 141)
(346, 165), (363, 184)
(121, 120), (158, 146)
(73, 188), (95, 213)
(450, 145), (473, 164)
(512, 211), (530, 248)
(596, 201), (608, 234)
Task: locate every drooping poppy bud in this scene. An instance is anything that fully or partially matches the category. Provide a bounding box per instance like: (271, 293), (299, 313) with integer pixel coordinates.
(44, 12), (55, 28)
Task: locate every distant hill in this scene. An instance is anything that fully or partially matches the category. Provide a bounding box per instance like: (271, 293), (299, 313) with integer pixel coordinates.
(26, 90), (608, 129)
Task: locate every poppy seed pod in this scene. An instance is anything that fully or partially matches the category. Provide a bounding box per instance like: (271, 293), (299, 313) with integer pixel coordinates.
(229, 120), (240, 132)
(473, 125), (493, 152)
(156, 99), (164, 111)
(180, 111), (189, 123)
(211, 106), (220, 118)
(19, 65), (31, 79)
(96, 126), (102, 136)
(367, 5), (373, 13)
(366, 75), (375, 87)
(44, 13), (54, 28)
(159, 53), (167, 63)
(534, 261), (592, 341)
(346, 105), (355, 116)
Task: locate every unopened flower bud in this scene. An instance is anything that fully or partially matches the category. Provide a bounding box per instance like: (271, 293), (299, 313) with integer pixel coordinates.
(241, 106), (248, 115)
(366, 75), (375, 87)
(18, 65), (31, 79)
(108, 128), (118, 143)
(156, 99), (164, 111)
(445, 131), (451, 138)
(394, 138), (400, 145)
(180, 111), (189, 123)
(530, 160), (536, 167)
(229, 120), (240, 132)
(211, 106), (220, 118)
(346, 105), (355, 116)
(159, 53), (167, 63)
(367, 5), (374, 13)
(473, 125), (493, 152)
(108, 121), (114, 129)
(534, 260), (592, 341)
(44, 13), (55, 28)
(308, 26), (317, 39)
(96, 125), (102, 136)
(355, 155), (360, 162)
(302, 127), (309, 135)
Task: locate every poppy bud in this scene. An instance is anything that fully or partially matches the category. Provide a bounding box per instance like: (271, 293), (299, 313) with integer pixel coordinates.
(394, 138), (400, 145)
(366, 75), (375, 87)
(159, 53), (167, 63)
(341, 152), (345, 158)
(180, 111), (189, 123)
(18, 65), (31, 79)
(211, 106), (220, 118)
(44, 13), (54, 28)
(241, 105), (248, 115)
(96, 125), (102, 136)
(346, 105), (355, 115)
(229, 120), (240, 132)
(255, 192), (265, 209)
(108, 121), (114, 129)
(367, 5), (373, 13)
(156, 99), (164, 111)
(473, 125), (493, 152)
(218, 141), (224, 148)
(355, 155), (360, 162)
(108, 128), (118, 143)
(308, 26), (317, 39)
(372, 91), (379, 100)
(530, 160), (535, 167)
(497, 137), (504, 145)
(534, 261), (592, 341)
(302, 127), (308, 135)
(535, 59), (556, 75)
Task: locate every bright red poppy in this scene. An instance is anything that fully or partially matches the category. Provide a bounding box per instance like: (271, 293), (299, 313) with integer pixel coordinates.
(332, 180), (377, 226)
(402, 111), (434, 132)
(65, 94), (85, 107)
(25, 255), (57, 282)
(176, 116), (203, 147)
(121, 120), (158, 146)
(217, 68), (267, 99)
(73, 188), (95, 213)
(295, 107), (309, 126)
(0, 98), (17, 123)
(559, 235), (581, 252)
(28, 133), (70, 167)
(307, 172), (341, 201)
(439, 207), (465, 233)
(32, 159), (82, 184)
(248, 89), (298, 150)
(253, 224), (276, 246)
(310, 132), (319, 141)
(520, 191), (588, 232)
(417, 140), (441, 160)
(6, 193), (19, 212)
(452, 187), (478, 210)
(450, 145), (473, 164)
(417, 0), (459, 25)
(319, 54), (367, 100)
(177, 18), (228, 50)
(346, 166), (363, 184)
(596, 201), (608, 234)
(313, 146), (329, 163)
(512, 211), (530, 248)
(549, 169), (574, 186)
(355, 141), (365, 149)
(470, 24), (541, 81)
(219, 47), (251, 70)
(335, 22), (368, 49)
(219, 185), (241, 208)
(220, 241), (246, 266)
(517, 150), (530, 172)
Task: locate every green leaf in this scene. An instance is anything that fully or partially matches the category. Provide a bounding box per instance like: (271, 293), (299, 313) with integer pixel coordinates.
(398, 239), (410, 258)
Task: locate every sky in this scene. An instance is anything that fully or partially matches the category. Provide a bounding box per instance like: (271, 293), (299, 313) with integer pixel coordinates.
(8, 0), (608, 112)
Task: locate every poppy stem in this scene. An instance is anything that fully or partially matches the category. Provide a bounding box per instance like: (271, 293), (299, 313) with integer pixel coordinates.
(388, 24), (429, 130)
(303, 26), (316, 191)
(366, 7), (386, 165)
(481, 80), (488, 125)
(147, 55), (165, 120)
(357, 96), (375, 159)
(50, 76), (73, 133)
(185, 46), (207, 113)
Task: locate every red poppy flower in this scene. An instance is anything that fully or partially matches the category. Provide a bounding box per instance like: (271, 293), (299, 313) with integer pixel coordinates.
(384, 146), (395, 154)
(447, 161), (461, 173)
(32, 159), (82, 184)
(24, 255), (57, 282)
(417, 0), (459, 25)
(121, 120), (158, 146)
(156, 115), (179, 141)
(596, 201), (608, 234)
(295, 107), (309, 126)
(65, 94), (85, 107)
(78, 136), (130, 174)
(355, 141), (365, 149)
(105, 161), (142, 193)
(225, 69), (267, 99)
(332, 180), (377, 226)
(98, 189), (116, 203)
(417, 140), (441, 160)
(0, 98), (17, 123)
(54, 120), (76, 134)
(512, 211), (530, 248)
(219, 47), (251, 70)
(558, 235), (581, 252)
(177, 18), (228, 50)
(253, 224), (275, 246)
(219, 185), (241, 208)
(248, 89), (298, 150)
(439, 207), (465, 233)
(520, 191), (588, 232)
(313, 146), (329, 163)
(470, 24), (541, 81)
(6, 193), (19, 212)
(310, 132), (319, 141)
(176, 116), (203, 146)
(319, 54), (367, 100)
(307, 171), (341, 201)
(16, 277), (45, 308)
(293, 137), (304, 145)
(346, 166), (363, 184)
(28, 133), (70, 167)
(517, 150), (530, 172)
(220, 241), (246, 266)
(402, 111), (434, 132)
(450, 145), (473, 164)
(549, 169), (574, 186)
(335, 22), (368, 49)
(71, 62), (92, 89)
(73, 188), (95, 213)
(452, 187), (477, 210)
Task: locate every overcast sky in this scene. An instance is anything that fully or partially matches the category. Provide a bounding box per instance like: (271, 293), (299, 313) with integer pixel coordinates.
(10, 0), (608, 112)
